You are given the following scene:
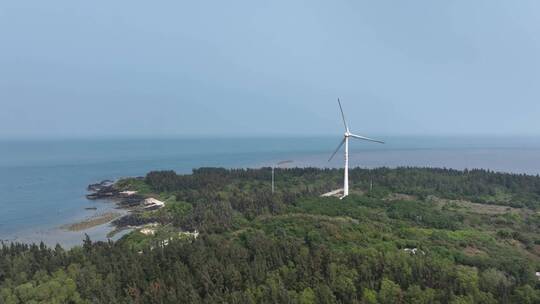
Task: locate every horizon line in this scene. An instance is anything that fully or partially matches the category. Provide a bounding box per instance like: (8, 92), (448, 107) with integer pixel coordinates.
(1, 133), (540, 142)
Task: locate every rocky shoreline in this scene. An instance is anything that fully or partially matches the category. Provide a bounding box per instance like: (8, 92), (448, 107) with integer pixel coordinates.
(83, 178), (164, 232)
(87, 179), (144, 205)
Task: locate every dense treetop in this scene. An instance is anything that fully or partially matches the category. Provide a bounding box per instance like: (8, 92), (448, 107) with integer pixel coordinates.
(1, 167), (540, 303)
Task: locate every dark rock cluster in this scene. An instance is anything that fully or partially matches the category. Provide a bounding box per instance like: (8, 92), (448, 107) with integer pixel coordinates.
(87, 180), (114, 192)
(86, 179), (159, 229)
(86, 180), (118, 200)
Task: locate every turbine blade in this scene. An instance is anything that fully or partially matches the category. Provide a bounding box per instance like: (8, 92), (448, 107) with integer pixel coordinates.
(329, 138), (346, 162)
(349, 133), (384, 144)
(337, 98), (349, 132)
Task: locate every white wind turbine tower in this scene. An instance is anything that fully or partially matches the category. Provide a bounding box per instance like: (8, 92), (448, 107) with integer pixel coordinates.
(328, 99), (384, 199)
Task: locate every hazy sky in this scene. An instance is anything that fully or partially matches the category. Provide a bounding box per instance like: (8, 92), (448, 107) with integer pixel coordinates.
(1, 1), (539, 138)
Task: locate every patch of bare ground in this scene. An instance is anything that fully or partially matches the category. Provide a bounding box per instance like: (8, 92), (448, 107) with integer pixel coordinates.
(61, 212), (122, 231)
(426, 195), (522, 215)
(463, 246), (486, 257)
(507, 240), (540, 262)
(321, 189), (343, 198)
(384, 193), (417, 201)
(534, 245), (540, 256)
(258, 213), (359, 225)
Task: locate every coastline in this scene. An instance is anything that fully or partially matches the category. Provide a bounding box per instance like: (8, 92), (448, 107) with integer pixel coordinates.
(61, 211), (122, 232)
(0, 178), (155, 248)
(2, 137), (540, 248)
(70, 178), (167, 238)
(0, 214), (131, 248)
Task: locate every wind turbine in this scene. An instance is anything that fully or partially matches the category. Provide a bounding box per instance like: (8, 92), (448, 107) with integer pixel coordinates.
(328, 99), (384, 199)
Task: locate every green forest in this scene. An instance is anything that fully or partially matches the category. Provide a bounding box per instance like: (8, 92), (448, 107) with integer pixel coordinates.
(1, 167), (540, 303)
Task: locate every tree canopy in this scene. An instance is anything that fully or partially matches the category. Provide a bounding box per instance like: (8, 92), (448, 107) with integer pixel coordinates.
(1, 167), (539, 303)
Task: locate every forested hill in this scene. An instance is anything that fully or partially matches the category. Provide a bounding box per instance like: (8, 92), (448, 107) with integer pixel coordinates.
(1, 167), (540, 303)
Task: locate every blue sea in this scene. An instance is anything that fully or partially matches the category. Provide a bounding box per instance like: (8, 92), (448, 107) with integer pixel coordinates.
(1, 136), (539, 247)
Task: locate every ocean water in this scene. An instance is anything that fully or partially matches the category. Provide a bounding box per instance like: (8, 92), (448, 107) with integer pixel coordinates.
(0, 136), (539, 247)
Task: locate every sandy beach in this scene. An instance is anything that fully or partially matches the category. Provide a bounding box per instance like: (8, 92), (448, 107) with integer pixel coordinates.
(61, 211), (122, 232)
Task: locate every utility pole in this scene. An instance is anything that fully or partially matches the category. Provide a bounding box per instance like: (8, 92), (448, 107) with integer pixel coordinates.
(272, 166), (275, 194)
(272, 160), (293, 194)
